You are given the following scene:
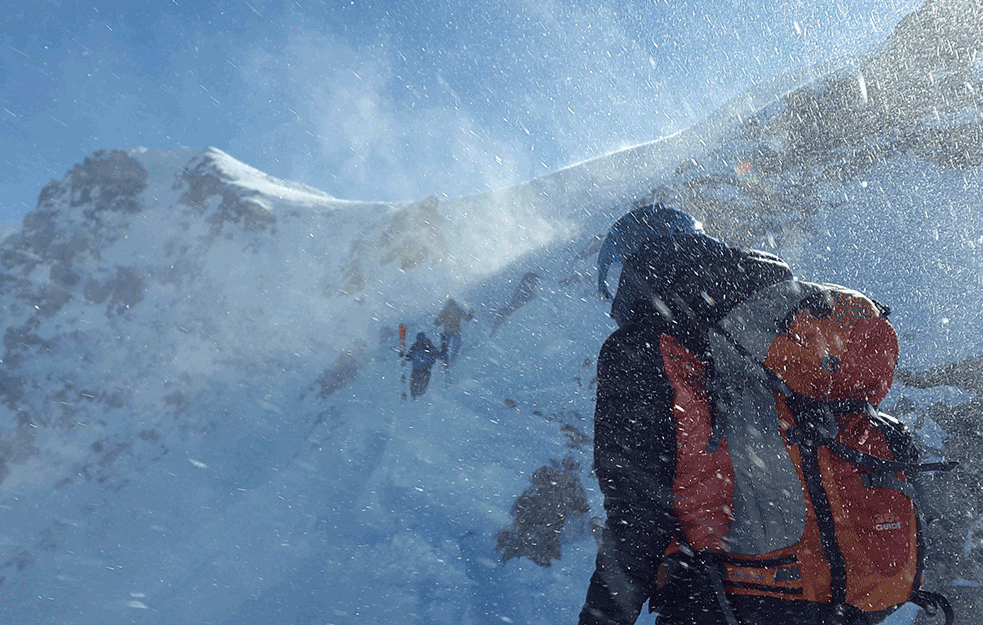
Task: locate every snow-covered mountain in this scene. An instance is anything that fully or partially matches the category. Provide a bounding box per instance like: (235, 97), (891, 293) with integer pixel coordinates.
(1, 1), (981, 623)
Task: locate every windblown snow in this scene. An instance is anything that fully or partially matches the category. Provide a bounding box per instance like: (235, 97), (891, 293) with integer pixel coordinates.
(1, 2), (982, 623)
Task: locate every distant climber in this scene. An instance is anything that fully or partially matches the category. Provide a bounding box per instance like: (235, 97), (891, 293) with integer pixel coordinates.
(491, 272), (540, 334)
(596, 203), (702, 300)
(404, 332), (440, 399)
(434, 297), (474, 366)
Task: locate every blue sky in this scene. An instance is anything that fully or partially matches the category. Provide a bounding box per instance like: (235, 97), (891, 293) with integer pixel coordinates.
(1, 0), (920, 224)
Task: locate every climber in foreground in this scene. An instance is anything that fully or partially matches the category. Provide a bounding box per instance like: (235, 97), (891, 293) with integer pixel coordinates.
(580, 204), (953, 625)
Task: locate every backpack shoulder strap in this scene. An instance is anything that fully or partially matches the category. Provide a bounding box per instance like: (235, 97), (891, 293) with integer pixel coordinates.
(704, 279), (823, 451)
(702, 280), (827, 556)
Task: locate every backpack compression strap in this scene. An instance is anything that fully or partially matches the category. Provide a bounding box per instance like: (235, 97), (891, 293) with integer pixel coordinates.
(784, 397), (958, 477)
(911, 590), (955, 625)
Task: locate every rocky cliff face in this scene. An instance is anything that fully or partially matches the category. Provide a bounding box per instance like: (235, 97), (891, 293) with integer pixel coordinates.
(658, 0), (983, 251)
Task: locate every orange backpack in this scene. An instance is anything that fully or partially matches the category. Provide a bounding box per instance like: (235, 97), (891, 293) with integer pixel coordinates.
(657, 281), (954, 624)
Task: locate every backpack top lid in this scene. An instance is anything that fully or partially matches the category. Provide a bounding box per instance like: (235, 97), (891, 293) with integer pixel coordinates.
(764, 286), (899, 404)
(597, 204), (703, 300)
(716, 280), (899, 405)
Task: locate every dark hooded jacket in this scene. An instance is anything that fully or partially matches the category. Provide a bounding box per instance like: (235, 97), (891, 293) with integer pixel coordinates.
(580, 233), (828, 625)
(406, 332), (439, 372)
